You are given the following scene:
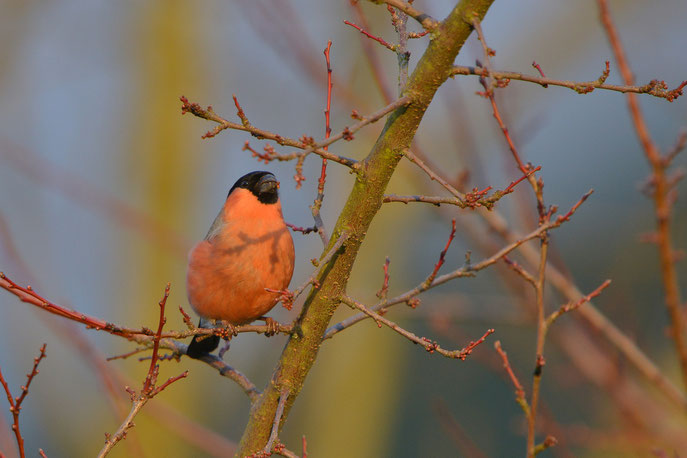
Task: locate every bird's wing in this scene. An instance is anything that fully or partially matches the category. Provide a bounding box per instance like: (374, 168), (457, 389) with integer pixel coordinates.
(204, 208), (226, 241)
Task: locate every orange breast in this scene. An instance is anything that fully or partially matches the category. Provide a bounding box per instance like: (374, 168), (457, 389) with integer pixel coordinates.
(186, 189), (295, 324)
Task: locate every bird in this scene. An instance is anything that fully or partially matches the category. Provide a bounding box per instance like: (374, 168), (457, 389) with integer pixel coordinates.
(186, 171), (295, 359)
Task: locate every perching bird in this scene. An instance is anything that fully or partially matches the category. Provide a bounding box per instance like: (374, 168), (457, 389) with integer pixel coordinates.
(186, 171), (295, 359)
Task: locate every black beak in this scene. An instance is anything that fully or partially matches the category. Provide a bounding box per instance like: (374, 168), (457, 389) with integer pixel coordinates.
(257, 173), (279, 194)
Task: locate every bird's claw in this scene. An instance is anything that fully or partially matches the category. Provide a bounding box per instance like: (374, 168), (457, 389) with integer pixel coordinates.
(261, 317), (280, 336)
(216, 320), (238, 339)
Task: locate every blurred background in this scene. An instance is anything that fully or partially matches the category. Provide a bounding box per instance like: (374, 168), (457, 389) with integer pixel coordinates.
(1, 0), (686, 456)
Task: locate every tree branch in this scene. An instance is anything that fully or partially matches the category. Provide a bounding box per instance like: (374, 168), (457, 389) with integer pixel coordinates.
(372, 0), (440, 31)
(451, 63), (686, 101)
(180, 94), (412, 173)
(235, 1), (496, 453)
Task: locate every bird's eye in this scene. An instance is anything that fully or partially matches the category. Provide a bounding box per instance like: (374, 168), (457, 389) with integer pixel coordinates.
(241, 181), (248, 187)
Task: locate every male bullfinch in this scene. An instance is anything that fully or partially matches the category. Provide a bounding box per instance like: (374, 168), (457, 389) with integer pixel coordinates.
(186, 171), (295, 358)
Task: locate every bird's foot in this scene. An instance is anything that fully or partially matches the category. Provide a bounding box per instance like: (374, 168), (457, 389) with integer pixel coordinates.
(216, 320), (238, 339)
(260, 317), (281, 336)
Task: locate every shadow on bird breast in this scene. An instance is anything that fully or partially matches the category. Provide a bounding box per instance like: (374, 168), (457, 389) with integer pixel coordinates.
(219, 228), (292, 274)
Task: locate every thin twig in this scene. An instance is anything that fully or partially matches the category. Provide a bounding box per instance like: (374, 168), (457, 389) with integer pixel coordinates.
(405, 149), (464, 198)
(494, 341), (530, 416)
(527, 222), (550, 458)
(451, 63), (686, 101)
(423, 220), (457, 287)
(471, 17), (546, 219)
(343, 20), (395, 51)
(342, 295), (493, 360)
(262, 388), (290, 455)
(375, 0), (439, 31)
(310, 41), (333, 246)
(376, 257), (391, 300)
(384, 166), (540, 210)
(0, 272), (293, 341)
(180, 95), (412, 172)
(546, 280), (612, 328)
(0, 344), (47, 458)
(503, 256), (536, 286)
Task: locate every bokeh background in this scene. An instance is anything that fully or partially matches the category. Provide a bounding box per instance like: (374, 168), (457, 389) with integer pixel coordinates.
(1, 0), (686, 456)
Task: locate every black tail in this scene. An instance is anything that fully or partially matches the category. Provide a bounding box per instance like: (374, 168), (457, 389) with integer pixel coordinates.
(187, 319), (220, 359)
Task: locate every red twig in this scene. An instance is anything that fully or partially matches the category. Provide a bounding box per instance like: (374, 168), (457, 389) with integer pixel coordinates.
(471, 17), (546, 218)
(106, 347), (148, 362)
(302, 435), (308, 458)
(232, 94), (249, 127)
(0, 272), (139, 338)
(376, 257), (391, 300)
(503, 256), (536, 286)
(179, 305), (194, 329)
(424, 220), (457, 287)
(143, 283), (170, 394)
(285, 222), (318, 235)
(464, 186), (492, 206)
(456, 328), (495, 360)
(494, 341), (528, 412)
(342, 296), (494, 360)
(0, 343), (47, 458)
(383, 166), (542, 210)
(408, 30), (429, 39)
(310, 41), (334, 246)
(265, 288), (295, 311)
(503, 166), (542, 194)
(547, 279), (612, 326)
(343, 20), (395, 51)
(531, 61), (548, 87)
(452, 61), (685, 100)
(180, 95), (360, 169)
(556, 189), (594, 223)
(477, 64), (527, 174)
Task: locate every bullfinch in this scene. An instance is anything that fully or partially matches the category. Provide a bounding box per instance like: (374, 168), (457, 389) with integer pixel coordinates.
(186, 171), (295, 358)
